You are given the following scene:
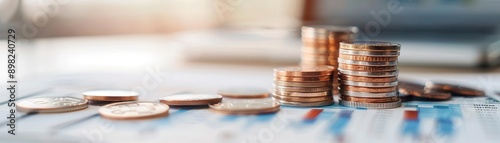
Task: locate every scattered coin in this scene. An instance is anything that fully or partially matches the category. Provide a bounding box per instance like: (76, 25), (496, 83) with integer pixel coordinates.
(399, 81), (452, 100)
(99, 101), (169, 120)
(17, 97), (88, 113)
(398, 93), (413, 102)
(339, 99), (401, 109)
(209, 98), (280, 114)
(159, 94), (222, 106)
(217, 88), (269, 98)
(83, 90), (139, 101)
(425, 81), (485, 96)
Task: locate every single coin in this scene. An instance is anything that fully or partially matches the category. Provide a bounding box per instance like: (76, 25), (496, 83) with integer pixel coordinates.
(338, 64), (397, 72)
(340, 75), (397, 82)
(340, 90), (398, 98)
(341, 80), (398, 87)
(340, 96), (400, 103)
(17, 97), (88, 113)
(274, 85), (331, 93)
(425, 81), (485, 96)
(398, 93), (413, 102)
(399, 81), (452, 100)
(274, 76), (331, 82)
(341, 85), (397, 93)
(209, 98), (280, 114)
(339, 49), (400, 57)
(99, 101), (169, 120)
(159, 94), (222, 106)
(274, 66), (334, 77)
(339, 55), (398, 61)
(301, 25), (359, 34)
(274, 81), (332, 87)
(338, 59), (398, 66)
(82, 90), (139, 101)
(340, 41), (400, 51)
(277, 100), (334, 107)
(339, 99), (401, 109)
(272, 90), (332, 97)
(273, 95), (332, 102)
(217, 88), (269, 98)
(338, 69), (398, 77)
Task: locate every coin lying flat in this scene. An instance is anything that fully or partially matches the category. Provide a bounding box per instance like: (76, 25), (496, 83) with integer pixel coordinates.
(159, 94), (222, 106)
(338, 59), (398, 66)
(339, 69), (398, 77)
(17, 97), (88, 113)
(340, 90), (398, 98)
(209, 98), (280, 114)
(425, 81), (485, 96)
(278, 100), (334, 107)
(217, 88), (269, 98)
(340, 41), (401, 51)
(340, 75), (397, 82)
(339, 99), (401, 109)
(340, 96), (399, 103)
(339, 49), (400, 57)
(99, 101), (169, 120)
(399, 81), (451, 100)
(272, 90), (332, 97)
(338, 64), (397, 72)
(83, 90), (139, 101)
(341, 80), (398, 87)
(274, 86), (332, 93)
(274, 81), (332, 87)
(274, 76), (331, 82)
(273, 66), (334, 77)
(339, 55), (398, 62)
(341, 85), (397, 93)
(272, 95), (332, 102)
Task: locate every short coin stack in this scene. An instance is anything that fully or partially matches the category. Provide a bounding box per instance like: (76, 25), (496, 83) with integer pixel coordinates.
(337, 41), (402, 109)
(300, 25), (358, 95)
(272, 66), (335, 107)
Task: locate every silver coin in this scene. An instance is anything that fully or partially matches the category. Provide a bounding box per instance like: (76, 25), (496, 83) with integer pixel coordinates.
(338, 59), (398, 66)
(274, 85), (332, 93)
(99, 101), (169, 120)
(340, 90), (398, 98)
(339, 99), (401, 109)
(17, 97), (88, 113)
(209, 98), (280, 114)
(276, 99), (334, 107)
(339, 49), (400, 57)
(340, 41), (401, 51)
(340, 80), (398, 87)
(217, 88), (269, 98)
(338, 69), (398, 77)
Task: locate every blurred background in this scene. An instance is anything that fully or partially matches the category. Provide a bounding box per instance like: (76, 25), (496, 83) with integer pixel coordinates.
(0, 0), (499, 77)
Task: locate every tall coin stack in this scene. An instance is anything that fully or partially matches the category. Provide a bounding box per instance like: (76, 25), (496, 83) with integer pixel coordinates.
(272, 66), (335, 107)
(337, 41), (402, 109)
(300, 26), (358, 95)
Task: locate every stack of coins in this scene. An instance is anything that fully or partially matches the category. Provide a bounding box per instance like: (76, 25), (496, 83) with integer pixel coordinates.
(301, 25), (358, 95)
(272, 66), (335, 107)
(338, 41), (401, 109)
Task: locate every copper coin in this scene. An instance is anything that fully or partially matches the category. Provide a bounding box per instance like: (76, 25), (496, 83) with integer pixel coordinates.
(273, 95), (333, 102)
(99, 101), (169, 120)
(272, 90), (332, 97)
(425, 81), (485, 96)
(274, 66), (334, 77)
(340, 41), (400, 51)
(159, 94), (222, 106)
(83, 90), (139, 101)
(274, 76), (331, 82)
(338, 64), (397, 72)
(339, 69), (398, 77)
(301, 25), (358, 34)
(209, 98), (280, 114)
(302, 41), (330, 47)
(399, 81), (452, 100)
(277, 100), (334, 107)
(274, 81), (332, 87)
(274, 85), (332, 93)
(217, 88), (269, 98)
(341, 85), (397, 93)
(339, 55), (398, 61)
(17, 97), (88, 113)
(340, 96), (399, 103)
(340, 75), (397, 82)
